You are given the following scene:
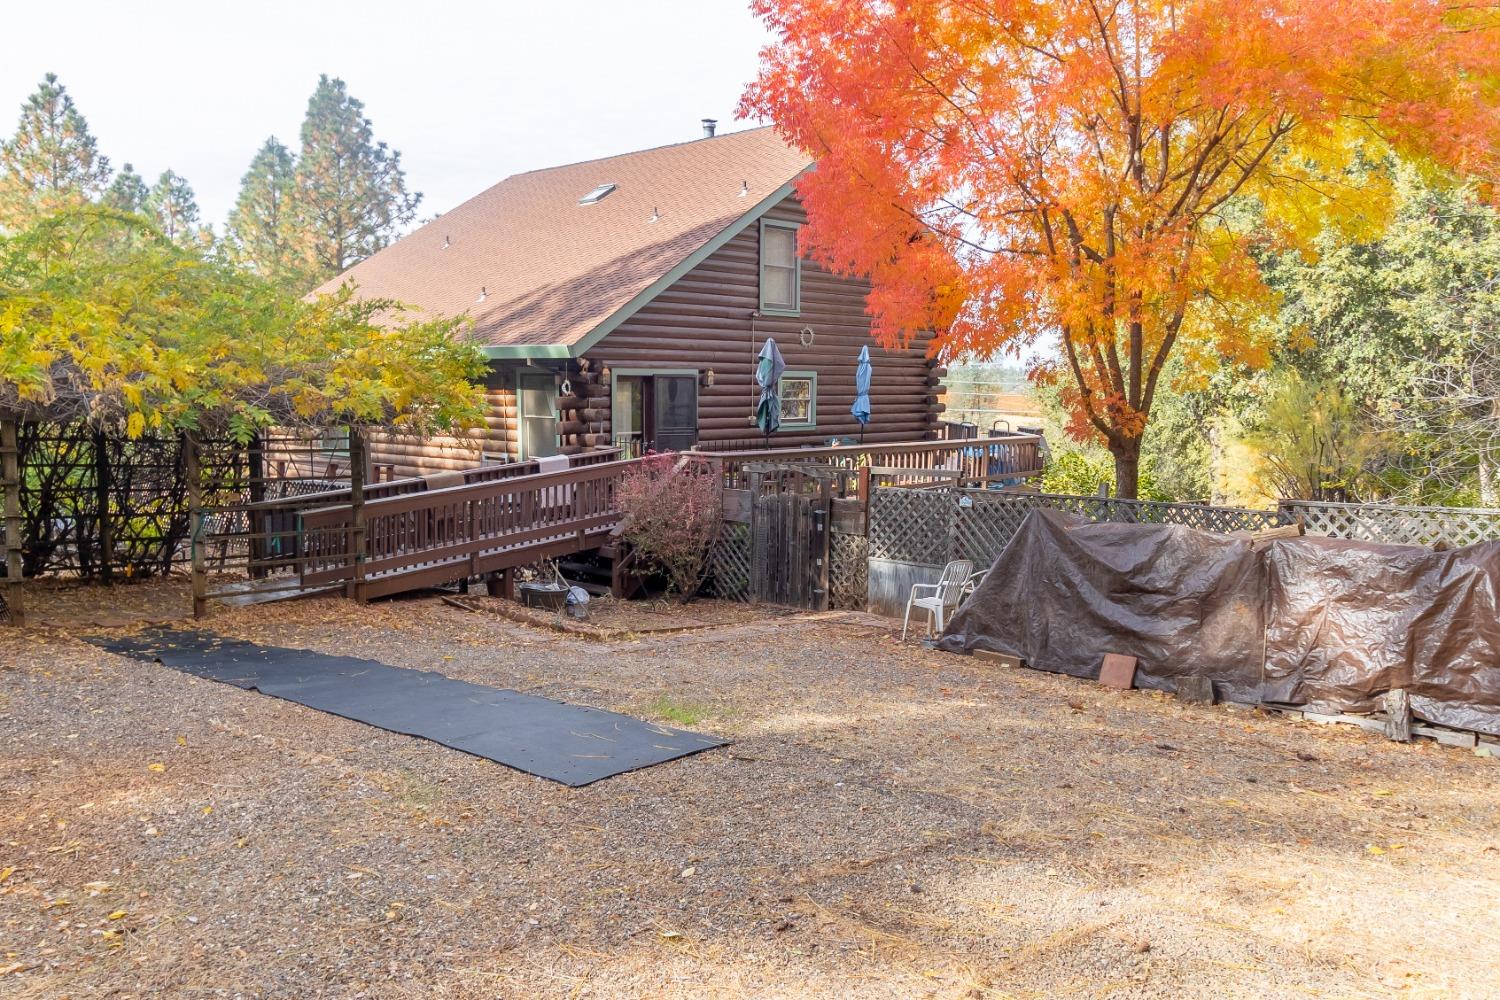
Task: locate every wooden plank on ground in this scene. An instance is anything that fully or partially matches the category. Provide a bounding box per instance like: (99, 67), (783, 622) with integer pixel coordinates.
(1411, 724), (1477, 749)
(1098, 652), (1138, 690)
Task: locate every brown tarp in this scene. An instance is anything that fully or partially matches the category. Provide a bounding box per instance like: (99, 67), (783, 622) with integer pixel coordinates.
(938, 508), (1500, 736)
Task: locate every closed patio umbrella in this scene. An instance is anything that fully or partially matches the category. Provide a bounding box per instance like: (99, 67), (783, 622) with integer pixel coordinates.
(851, 345), (872, 443)
(755, 338), (786, 448)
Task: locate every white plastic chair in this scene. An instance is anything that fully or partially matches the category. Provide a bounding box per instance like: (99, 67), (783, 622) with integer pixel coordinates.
(902, 559), (974, 641)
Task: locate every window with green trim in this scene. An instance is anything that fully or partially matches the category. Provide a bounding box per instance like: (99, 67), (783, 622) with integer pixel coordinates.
(517, 371), (560, 459)
(779, 371), (816, 428)
(759, 219), (801, 314)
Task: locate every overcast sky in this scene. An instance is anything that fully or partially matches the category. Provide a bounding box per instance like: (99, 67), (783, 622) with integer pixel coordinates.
(1, 0), (773, 227)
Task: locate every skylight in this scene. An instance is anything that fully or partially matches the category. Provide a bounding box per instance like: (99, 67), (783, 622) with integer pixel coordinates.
(578, 182), (617, 206)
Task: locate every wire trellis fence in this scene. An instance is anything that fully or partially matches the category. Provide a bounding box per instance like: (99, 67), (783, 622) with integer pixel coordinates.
(0, 423), (354, 582)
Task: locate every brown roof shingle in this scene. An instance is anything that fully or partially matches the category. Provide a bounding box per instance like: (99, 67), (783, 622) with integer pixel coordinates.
(315, 127), (812, 350)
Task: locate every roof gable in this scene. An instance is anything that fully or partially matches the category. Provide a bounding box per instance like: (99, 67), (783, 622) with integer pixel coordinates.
(315, 128), (812, 354)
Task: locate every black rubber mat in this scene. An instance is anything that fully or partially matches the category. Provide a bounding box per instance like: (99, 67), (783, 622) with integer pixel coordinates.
(92, 628), (727, 787)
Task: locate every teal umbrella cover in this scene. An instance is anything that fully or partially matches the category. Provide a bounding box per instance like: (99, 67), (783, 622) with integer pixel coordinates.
(755, 338), (786, 440)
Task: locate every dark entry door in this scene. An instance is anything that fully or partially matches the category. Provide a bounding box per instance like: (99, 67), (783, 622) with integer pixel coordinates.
(650, 375), (698, 452)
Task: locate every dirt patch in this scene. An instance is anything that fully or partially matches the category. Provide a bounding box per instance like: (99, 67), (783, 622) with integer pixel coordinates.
(450, 592), (780, 640)
(2, 580), (1499, 998)
(12, 575), (197, 629)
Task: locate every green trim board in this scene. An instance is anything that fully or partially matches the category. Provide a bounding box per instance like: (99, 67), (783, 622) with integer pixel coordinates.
(480, 173), (810, 361)
(483, 344), (572, 360)
(758, 218), (802, 316)
(609, 368), (699, 378)
(779, 370), (817, 429)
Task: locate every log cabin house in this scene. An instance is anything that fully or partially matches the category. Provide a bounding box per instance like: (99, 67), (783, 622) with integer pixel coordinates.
(318, 125), (947, 478)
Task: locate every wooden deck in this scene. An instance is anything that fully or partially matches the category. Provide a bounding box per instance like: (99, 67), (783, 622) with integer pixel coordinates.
(695, 434), (1045, 490)
(195, 433), (1045, 609)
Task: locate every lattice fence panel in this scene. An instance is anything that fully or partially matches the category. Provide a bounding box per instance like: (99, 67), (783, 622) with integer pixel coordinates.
(868, 489), (952, 563)
(708, 521), (752, 602)
(1024, 494), (1291, 532)
(953, 494), (1035, 566)
(1282, 501), (1500, 548)
(830, 531), (868, 610)
(873, 487), (1297, 568)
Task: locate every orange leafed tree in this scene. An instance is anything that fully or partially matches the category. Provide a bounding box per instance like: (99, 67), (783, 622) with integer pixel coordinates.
(742, 0), (1500, 496)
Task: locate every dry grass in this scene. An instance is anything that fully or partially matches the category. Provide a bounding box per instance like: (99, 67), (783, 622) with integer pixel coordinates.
(2, 580), (1498, 998)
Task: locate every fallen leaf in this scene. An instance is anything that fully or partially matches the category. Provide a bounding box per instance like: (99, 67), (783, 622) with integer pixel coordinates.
(679, 866), (696, 878)
(658, 930), (683, 941)
(147, 763), (165, 773)
(107, 909), (127, 920)
(1367, 844), (1386, 856)
(0, 867), (14, 884)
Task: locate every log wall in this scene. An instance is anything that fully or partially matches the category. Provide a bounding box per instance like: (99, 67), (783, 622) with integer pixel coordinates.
(368, 371), (518, 479)
(585, 193), (944, 449)
(369, 190), (944, 468)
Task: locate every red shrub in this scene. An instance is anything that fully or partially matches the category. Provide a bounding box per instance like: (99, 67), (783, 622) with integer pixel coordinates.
(616, 453), (721, 598)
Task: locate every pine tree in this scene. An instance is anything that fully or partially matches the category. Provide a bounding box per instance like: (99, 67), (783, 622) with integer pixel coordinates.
(146, 169), (205, 245)
(104, 162), (149, 214)
(0, 73), (112, 231)
(290, 75), (419, 285)
(225, 137), (300, 285)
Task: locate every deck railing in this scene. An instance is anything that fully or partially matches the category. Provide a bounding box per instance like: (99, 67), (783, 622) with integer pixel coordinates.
(210, 449), (621, 584)
(690, 434), (1044, 491)
(241, 447), (622, 515)
(298, 457), (642, 596)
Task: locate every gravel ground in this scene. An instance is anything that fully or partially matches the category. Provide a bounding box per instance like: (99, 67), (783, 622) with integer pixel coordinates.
(3, 582), (1499, 998)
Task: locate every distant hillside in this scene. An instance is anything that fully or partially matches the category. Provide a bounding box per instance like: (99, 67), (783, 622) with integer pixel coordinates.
(941, 364), (1041, 425)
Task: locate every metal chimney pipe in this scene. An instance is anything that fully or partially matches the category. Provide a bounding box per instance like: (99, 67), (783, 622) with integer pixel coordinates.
(701, 118), (718, 138)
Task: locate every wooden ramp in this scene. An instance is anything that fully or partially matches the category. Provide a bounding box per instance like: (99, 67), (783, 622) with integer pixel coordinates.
(293, 458), (635, 602)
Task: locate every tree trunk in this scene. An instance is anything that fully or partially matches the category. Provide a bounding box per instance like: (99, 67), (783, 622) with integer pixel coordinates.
(1207, 420), (1227, 505)
(1111, 436), (1143, 500)
(1479, 451), (1498, 508)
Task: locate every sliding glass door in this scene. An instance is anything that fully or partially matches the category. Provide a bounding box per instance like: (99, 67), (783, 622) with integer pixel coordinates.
(610, 370), (698, 456)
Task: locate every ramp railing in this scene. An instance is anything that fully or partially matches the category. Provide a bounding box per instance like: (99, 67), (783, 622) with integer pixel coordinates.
(299, 457), (642, 597)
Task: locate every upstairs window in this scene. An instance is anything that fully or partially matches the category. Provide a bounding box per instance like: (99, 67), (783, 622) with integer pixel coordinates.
(760, 219), (801, 314)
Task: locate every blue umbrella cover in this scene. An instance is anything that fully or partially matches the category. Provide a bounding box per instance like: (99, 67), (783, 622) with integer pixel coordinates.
(851, 344), (872, 430)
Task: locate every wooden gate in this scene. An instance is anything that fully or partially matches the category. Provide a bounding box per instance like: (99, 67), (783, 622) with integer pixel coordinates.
(748, 465), (836, 610)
